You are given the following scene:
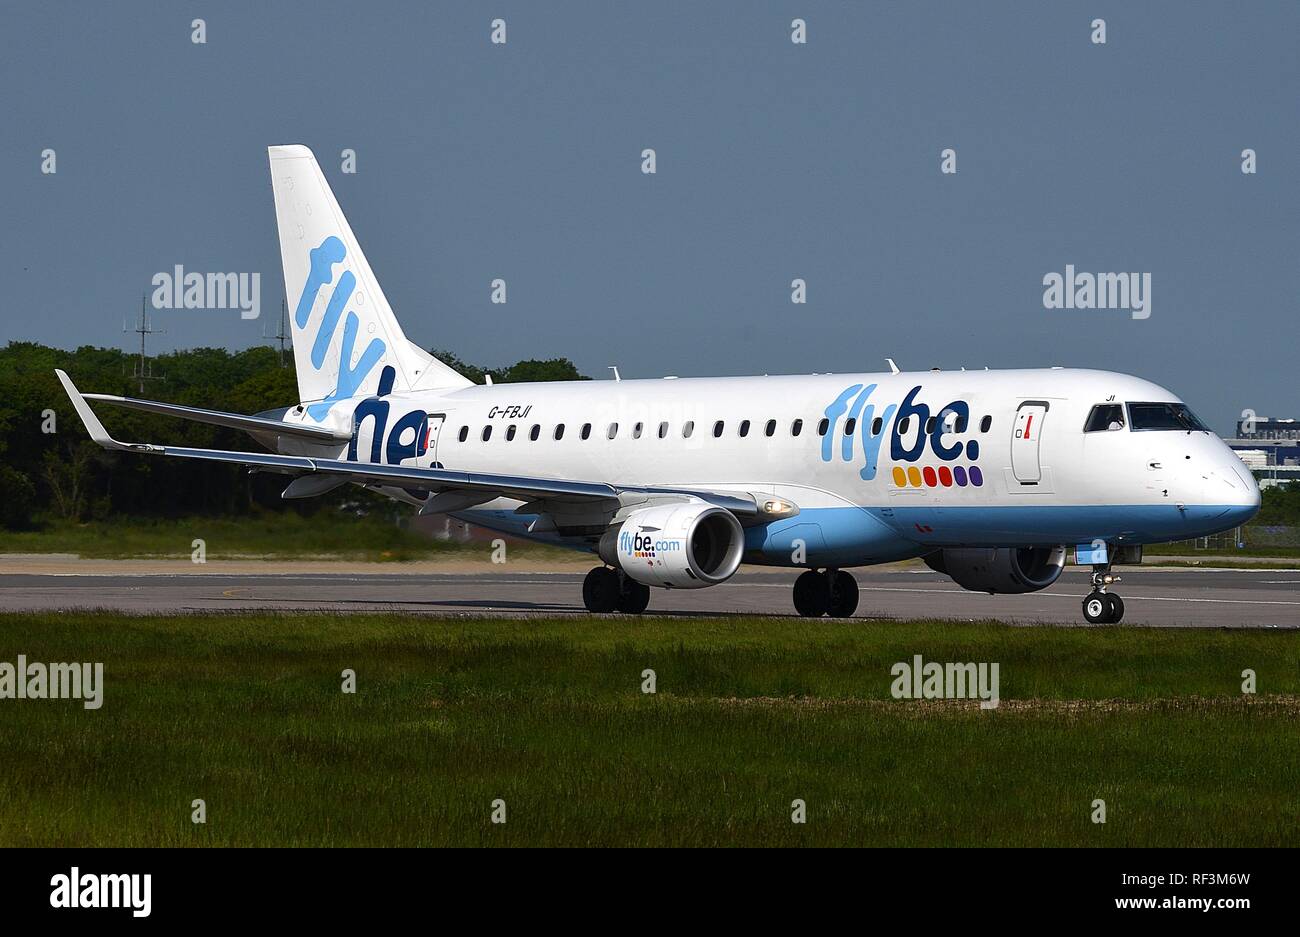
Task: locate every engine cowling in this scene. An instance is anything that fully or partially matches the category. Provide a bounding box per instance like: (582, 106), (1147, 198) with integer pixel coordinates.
(924, 546), (1066, 595)
(599, 502), (745, 589)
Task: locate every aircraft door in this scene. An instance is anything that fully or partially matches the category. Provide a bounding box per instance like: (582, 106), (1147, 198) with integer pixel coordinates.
(1011, 401), (1049, 483)
(424, 415), (445, 468)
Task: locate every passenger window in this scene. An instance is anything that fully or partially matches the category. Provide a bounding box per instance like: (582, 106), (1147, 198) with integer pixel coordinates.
(633, 422), (643, 439)
(481, 426), (492, 442)
(1084, 404), (1126, 433)
(581, 423), (592, 440)
(871, 416), (882, 436)
(658, 421), (669, 439)
(713, 421), (725, 438)
(607, 423), (618, 440)
(529, 425), (540, 441)
(739, 420), (750, 437)
(791, 418), (803, 436)
(898, 417), (910, 434)
(683, 421), (694, 438)
(458, 426), (468, 443)
(817, 418), (829, 436)
(554, 424), (565, 440)
(980, 415), (992, 433)
(844, 417), (856, 435)
(956, 414), (967, 433)
(506, 424), (517, 441)
(925, 417), (935, 434)
(764, 419), (776, 437)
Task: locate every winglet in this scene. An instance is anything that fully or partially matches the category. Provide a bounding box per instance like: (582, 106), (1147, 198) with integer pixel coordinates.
(885, 358), (900, 374)
(55, 369), (132, 451)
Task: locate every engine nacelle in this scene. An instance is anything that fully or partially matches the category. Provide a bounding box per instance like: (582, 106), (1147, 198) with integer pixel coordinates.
(924, 546), (1066, 595)
(599, 502), (745, 589)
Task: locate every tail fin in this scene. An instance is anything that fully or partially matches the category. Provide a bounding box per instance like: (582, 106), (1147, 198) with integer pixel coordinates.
(268, 145), (470, 420)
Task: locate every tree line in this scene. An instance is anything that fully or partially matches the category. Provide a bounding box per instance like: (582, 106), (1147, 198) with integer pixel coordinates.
(0, 342), (585, 530)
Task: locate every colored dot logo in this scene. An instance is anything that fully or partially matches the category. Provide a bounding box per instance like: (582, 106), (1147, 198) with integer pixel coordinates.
(892, 465), (982, 488)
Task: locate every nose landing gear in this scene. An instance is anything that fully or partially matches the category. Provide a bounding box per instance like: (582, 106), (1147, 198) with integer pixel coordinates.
(1082, 566), (1125, 624)
(793, 568), (859, 618)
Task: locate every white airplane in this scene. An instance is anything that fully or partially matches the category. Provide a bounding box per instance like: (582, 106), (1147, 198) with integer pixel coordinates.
(57, 145), (1260, 623)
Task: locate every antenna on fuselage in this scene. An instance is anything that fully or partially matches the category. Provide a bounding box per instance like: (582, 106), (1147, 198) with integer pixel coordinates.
(885, 358), (900, 375)
(608, 366), (621, 382)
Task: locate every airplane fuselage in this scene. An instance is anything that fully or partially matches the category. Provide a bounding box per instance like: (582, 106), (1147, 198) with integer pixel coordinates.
(272, 366), (1260, 569)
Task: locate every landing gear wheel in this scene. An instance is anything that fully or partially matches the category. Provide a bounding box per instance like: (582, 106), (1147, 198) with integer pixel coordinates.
(793, 570), (830, 618)
(1082, 591), (1110, 624)
(827, 570), (859, 618)
(1106, 593), (1125, 625)
(616, 578), (651, 614)
(582, 567), (621, 613)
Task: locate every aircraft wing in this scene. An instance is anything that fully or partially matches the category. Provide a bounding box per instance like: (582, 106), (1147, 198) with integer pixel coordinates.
(56, 370), (776, 520)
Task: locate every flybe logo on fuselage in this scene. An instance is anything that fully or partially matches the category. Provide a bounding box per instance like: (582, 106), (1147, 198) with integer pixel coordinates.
(295, 236), (387, 421)
(822, 383), (984, 488)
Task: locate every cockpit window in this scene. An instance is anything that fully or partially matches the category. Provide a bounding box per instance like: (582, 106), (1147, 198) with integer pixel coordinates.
(1084, 404), (1125, 432)
(1127, 402), (1210, 432)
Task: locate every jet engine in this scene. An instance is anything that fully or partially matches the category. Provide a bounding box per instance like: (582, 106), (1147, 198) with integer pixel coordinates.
(598, 501), (745, 589)
(923, 546), (1066, 595)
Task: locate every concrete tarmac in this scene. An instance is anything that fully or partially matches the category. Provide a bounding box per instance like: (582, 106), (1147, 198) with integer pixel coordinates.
(0, 557), (1297, 627)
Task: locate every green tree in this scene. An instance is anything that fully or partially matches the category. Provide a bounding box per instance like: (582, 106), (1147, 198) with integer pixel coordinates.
(0, 465), (37, 530)
(429, 349), (587, 384)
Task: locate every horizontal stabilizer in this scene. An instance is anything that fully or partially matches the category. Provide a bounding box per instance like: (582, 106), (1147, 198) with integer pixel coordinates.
(72, 387), (350, 443)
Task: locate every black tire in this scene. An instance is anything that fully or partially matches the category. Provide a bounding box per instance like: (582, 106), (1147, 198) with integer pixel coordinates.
(793, 570), (830, 617)
(1106, 593), (1125, 625)
(827, 570), (859, 618)
(1082, 591), (1109, 624)
(582, 567), (621, 613)
(616, 578), (651, 614)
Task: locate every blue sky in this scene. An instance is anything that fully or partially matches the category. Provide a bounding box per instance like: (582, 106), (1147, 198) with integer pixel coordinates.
(1, 1), (1296, 433)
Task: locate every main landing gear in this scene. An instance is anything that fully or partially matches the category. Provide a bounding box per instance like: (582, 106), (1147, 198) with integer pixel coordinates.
(793, 569), (859, 618)
(1082, 565), (1125, 624)
(582, 566), (651, 614)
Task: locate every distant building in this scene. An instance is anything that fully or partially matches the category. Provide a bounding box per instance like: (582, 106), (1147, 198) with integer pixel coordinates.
(1224, 416), (1299, 488)
(1235, 416), (1300, 441)
(1226, 415), (1300, 480)
(1233, 449), (1270, 470)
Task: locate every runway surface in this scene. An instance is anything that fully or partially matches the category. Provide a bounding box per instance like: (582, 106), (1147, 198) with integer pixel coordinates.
(1, 561), (1298, 627)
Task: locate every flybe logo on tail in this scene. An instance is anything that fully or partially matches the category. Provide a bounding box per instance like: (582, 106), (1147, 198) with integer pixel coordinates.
(295, 236), (386, 420)
(822, 383), (983, 487)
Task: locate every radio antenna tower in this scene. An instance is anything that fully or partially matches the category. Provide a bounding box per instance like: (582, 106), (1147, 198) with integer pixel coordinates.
(124, 294), (164, 394)
(266, 298), (290, 367)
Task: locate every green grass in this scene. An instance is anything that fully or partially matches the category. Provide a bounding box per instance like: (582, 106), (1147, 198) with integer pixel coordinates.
(0, 515), (581, 562)
(0, 612), (1297, 847)
(1143, 558), (1300, 570)
(1146, 542), (1300, 559)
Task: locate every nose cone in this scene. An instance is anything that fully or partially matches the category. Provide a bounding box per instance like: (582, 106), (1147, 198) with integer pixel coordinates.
(1228, 461), (1262, 521)
(1205, 459), (1261, 528)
